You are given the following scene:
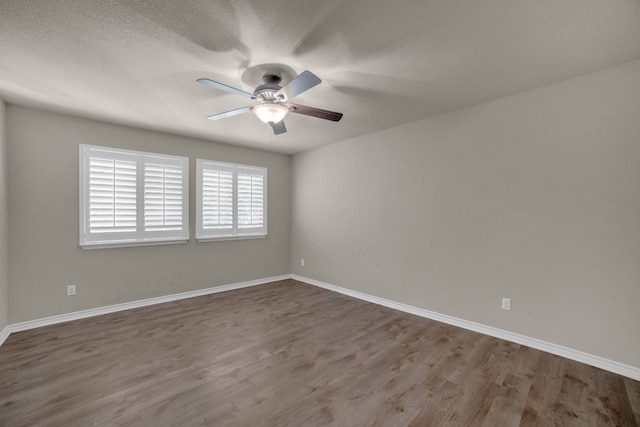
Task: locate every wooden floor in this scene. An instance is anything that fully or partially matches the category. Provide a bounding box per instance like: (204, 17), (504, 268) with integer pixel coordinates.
(0, 279), (638, 426)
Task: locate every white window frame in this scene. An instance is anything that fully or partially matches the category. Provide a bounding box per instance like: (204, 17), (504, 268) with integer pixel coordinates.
(196, 159), (267, 241)
(79, 144), (189, 249)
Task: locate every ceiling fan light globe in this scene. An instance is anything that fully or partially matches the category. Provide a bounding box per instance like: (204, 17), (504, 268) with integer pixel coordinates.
(254, 103), (288, 124)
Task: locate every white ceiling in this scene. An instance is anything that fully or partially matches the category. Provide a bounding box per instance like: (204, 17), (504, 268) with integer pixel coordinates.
(1, 1), (640, 154)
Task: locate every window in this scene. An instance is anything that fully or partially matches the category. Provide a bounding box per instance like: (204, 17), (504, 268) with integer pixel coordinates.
(79, 145), (189, 248)
(196, 159), (267, 240)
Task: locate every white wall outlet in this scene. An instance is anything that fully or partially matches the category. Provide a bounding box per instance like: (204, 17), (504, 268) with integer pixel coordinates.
(501, 297), (511, 311)
(67, 285), (76, 296)
(301, 258), (305, 266)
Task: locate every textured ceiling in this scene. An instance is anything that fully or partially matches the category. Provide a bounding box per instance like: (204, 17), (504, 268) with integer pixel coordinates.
(1, 0), (640, 154)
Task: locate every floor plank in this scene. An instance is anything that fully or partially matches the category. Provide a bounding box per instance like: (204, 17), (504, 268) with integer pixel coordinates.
(0, 279), (637, 426)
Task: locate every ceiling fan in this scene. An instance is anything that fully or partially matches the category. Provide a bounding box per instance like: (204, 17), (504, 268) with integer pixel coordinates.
(197, 70), (343, 135)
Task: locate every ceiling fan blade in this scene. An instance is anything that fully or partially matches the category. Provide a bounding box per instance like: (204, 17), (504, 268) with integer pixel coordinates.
(289, 103), (343, 122)
(271, 120), (287, 135)
(197, 78), (255, 99)
(275, 70), (321, 101)
(206, 106), (253, 120)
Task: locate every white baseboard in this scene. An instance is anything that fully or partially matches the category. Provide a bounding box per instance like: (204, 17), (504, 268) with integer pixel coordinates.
(2, 273), (638, 381)
(0, 325), (10, 347)
(291, 274), (640, 381)
(4, 274), (290, 335)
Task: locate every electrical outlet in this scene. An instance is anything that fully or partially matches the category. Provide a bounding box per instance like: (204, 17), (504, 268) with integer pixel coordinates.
(501, 297), (511, 311)
(67, 285), (76, 296)
(301, 258), (305, 266)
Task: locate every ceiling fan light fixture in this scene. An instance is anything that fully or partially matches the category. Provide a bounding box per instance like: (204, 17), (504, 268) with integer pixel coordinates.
(253, 103), (288, 124)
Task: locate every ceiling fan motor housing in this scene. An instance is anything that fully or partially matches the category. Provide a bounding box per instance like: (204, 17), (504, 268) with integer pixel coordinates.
(254, 74), (285, 102)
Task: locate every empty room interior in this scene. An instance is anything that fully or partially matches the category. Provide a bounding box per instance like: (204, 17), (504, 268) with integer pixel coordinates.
(1, 1), (639, 425)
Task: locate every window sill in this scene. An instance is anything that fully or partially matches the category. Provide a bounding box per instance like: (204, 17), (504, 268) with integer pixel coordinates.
(196, 234), (267, 243)
(80, 239), (189, 250)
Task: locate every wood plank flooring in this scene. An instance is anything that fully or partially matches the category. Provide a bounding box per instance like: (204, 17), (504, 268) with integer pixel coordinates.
(0, 279), (638, 426)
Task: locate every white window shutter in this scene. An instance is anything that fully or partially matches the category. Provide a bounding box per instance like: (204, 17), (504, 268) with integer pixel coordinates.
(196, 160), (267, 240)
(80, 145), (189, 248)
(237, 167), (266, 234)
(89, 157), (137, 233)
(201, 167), (234, 231)
(144, 162), (185, 232)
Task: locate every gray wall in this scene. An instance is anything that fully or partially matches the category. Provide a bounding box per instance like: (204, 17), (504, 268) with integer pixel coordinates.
(291, 60), (640, 368)
(0, 99), (7, 331)
(7, 106), (290, 323)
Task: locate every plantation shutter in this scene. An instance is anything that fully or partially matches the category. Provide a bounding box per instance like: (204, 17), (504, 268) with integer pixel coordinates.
(201, 165), (234, 233)
(237, 166), (266, 234)
(144, 162), (185, 232)
(197, 161), (234, 237)
(88, 156), (137, 233)
(196, 159), (267, 240)
(80, 145), (189, 248)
